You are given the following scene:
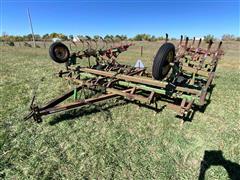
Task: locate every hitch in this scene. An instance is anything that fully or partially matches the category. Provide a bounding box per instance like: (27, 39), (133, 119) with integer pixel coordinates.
(24, 96), (42, 122)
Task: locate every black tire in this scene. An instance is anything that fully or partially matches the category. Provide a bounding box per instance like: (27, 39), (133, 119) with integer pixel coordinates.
(49, 42), (70, 63)
(152, 43), (175, 80)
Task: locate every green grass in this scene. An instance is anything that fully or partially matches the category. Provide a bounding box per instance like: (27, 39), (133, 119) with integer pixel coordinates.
(0, 41), (240, 179)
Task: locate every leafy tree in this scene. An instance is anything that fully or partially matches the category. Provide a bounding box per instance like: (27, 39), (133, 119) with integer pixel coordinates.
(8, 36), (15, 42)
(77, 35), (85, 40)
(133, 34), (152, 41)
(114, 35), (128, 41)
(150, 35), (156, 42)
(49, 32), (58, 38)
(93, 35), (100, 40)
(222, 34), (235, 41)
(104, 35), (114, 40)
(57, 33), (68, 41)
(26, 34), (33, 41)
(15, 36), (23, 42)
(61, 35), (68, 41)
(69, 35), (74, 40)
(22, 35), (28, 41)
(34, 34), (41, 41)
(2, 32), (9, 42)
(115, 35), (122, 41)
(157, 36), (164, 41)
(133, 34), (143, 41)
(42, 33), (49, 40)
(121, 35), (128, 40)
(204, 34), (215, 43)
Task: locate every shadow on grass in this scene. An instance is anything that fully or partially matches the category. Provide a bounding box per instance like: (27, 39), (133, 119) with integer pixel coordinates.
(49, 98), (166, 125)
(198, 150), (240, 180)
(176, 107), (196, 122)
(198, 84), (216, 113)
(178, 84), (216, 122)
(49, 84), (216, 125)
(127, 99), (167, 113)
(49, 99), (126, 125)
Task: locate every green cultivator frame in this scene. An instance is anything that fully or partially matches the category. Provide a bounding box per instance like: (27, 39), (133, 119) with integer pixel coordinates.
(25, 35), (224, 123)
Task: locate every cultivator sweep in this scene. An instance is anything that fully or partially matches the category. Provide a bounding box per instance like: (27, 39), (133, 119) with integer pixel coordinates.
(25, 35), (224, 122)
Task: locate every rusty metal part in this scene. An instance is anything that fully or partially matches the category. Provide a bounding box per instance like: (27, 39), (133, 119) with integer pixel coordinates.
(24, 86), (134, 122)
(79, 67), (201, 95)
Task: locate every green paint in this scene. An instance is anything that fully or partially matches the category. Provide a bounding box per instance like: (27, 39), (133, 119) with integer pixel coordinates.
(73, 87), (78, 100)
(78, 72), (199, 103)
(117, 81), (197, 102)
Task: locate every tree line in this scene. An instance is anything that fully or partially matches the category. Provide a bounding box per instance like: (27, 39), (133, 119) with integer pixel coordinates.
(0, 33), (183, 42)
(1, 32), (239, 42)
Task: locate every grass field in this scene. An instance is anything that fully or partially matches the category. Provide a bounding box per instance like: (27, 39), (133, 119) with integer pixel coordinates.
(0, 40), (240, 179)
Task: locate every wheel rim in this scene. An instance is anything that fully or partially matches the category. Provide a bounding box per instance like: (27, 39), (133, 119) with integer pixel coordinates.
(161, 50), (174, 76)
(54, 46), (68, 60)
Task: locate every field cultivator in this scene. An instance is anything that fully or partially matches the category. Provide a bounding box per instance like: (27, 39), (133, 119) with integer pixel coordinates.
(25, 35), (224, 123)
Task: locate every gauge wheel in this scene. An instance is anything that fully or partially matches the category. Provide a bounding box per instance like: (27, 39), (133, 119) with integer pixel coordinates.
(152, 43), (175, 80)
(49, 42), (70, 63)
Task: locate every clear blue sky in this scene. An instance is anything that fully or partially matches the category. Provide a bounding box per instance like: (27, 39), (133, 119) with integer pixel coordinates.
(1, 0), (239, 38)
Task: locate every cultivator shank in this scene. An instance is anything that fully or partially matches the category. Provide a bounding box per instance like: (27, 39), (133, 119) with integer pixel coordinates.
(25, 35), (224, 122)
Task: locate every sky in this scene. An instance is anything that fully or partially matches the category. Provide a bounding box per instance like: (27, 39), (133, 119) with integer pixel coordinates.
(1, 0), (240, 38)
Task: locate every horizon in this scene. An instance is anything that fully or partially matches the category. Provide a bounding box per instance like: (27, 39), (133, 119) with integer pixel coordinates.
(1, 1), (240, 38)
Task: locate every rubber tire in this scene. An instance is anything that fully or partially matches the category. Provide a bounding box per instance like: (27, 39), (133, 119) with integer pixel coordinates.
(49, 42), (70, 63)
(152, 43), (175, 80)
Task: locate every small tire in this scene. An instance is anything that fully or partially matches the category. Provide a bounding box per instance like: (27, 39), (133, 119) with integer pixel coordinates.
(152, 43), (175, 80)
(49, 42), (70, 63)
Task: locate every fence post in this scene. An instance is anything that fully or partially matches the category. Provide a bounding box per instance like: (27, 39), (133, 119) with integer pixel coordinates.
(141, 46), (143, 57)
